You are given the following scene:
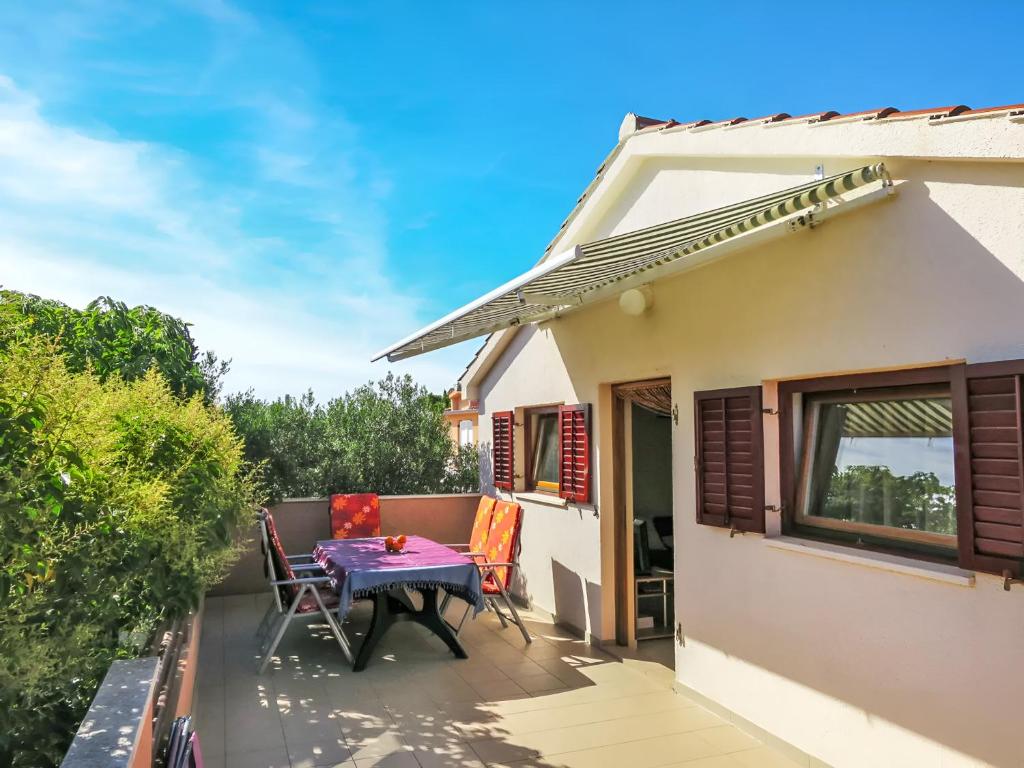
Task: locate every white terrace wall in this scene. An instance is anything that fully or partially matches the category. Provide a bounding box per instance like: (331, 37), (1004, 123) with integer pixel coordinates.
(476, 155), (1024, 767)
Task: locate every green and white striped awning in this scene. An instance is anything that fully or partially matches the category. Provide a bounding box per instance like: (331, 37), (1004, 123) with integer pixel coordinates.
(840, 397), (953, 439)
(374, 164), (891, 362)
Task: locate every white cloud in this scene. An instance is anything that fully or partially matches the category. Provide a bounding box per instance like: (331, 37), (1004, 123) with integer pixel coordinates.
(0, 76), (468, 399)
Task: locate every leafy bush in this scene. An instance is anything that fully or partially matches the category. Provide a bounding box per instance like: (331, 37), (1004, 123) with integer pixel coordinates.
(226, 373), (479, 502)
(0, 332), (257, 767)
(0, 290), (229, 402)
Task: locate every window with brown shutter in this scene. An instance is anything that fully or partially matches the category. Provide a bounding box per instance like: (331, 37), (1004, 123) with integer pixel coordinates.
(953, 361), (1024, 578)
(780, 367), (958, 558)
(492, 411), (514, 490)
(694, 387), (765, 533)
(559, 404), (591, 503)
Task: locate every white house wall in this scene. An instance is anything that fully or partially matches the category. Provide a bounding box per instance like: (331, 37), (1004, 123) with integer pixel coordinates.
(475, 154), (1024, 768)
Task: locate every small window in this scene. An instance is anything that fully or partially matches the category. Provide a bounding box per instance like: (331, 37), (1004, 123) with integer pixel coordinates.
(796, 384), (957, 551)
(459, 419), (473, 447)
(528, 409), (560, 492)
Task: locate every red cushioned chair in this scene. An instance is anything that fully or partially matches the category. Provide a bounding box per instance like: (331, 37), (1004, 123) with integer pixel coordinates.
(255, 508), (352, 673)
(329, 493), (381, 539)
(455, 499), (531, 643)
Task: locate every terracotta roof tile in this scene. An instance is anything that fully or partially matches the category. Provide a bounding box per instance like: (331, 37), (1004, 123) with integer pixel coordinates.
(749, 113), (791, 123)
(889, 105), (970, 119)
(835, 106), (900, 120)
(958, 103), (1024, 116)
(634, 102), (1020, 132)
(783, 110), (839, 123)
(632, 115), (671, 131)
(673, 119), (711, 129)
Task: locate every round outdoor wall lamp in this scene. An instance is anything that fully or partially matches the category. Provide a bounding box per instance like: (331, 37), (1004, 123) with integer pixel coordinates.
(618, 285), (654, 316)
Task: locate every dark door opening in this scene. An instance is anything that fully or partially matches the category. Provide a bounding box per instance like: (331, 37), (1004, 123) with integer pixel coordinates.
(612, 379), (674, 665)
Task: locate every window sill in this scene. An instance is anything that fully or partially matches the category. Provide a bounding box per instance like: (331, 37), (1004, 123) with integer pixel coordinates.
(763, 536), (975, 587)
(512, 491), (568, 508)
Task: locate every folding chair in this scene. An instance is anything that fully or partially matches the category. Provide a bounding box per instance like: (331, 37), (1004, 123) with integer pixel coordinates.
(440, 495), (496, 616)
(166, 715), (204, 768)
(329, 493), (382, 539)
(255, 508), (353, 673)
(454, 500), (532, 643)
(444, 495), (497, 557)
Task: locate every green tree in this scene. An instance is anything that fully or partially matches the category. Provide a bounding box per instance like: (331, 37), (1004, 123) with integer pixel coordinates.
(819, 464), (956, 536)
(223, 390), (327, 501)
(225, 373), (479, 502)
(0, 333), (257, 767)
(0, 290), (228, 402)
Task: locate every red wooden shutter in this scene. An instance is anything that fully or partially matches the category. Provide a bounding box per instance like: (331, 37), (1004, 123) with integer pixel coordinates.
(953, 362), (1024, 577)
(559, 404), (591, 503)
(492, 411), (514, 490)
(694, 386), (764, 533)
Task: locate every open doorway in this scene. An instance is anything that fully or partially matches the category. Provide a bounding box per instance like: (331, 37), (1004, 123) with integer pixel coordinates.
(612, 378), (675, 669)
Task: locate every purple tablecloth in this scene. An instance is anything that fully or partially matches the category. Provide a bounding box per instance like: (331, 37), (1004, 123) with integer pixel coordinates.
(314, 536), (485, 619)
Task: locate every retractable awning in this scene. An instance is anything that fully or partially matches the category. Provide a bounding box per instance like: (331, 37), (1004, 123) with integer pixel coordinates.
(374, 163), (891, 362)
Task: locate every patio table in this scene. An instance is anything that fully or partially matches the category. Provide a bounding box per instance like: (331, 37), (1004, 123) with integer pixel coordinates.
(313, 535), (485, 671)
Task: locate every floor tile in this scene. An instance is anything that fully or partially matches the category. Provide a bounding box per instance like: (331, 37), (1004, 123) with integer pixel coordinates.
(512, 672), (569, 695)
(197, 596), (796, 768)
(225, 745), (291, 768)
(694, 725), (763, 754)
(730, 746), (806, 768)
(353, 752), (419, 767)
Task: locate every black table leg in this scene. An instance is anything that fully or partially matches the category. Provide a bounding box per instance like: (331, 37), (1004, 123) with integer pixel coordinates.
(351, 587), (469, 671)
(419, 588), (469, 660)
(353, 591), (395, 672)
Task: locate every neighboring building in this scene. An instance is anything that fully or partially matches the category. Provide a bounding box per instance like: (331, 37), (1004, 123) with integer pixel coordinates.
(442, 387), (478, 447)
(375, 104), (1024, 768)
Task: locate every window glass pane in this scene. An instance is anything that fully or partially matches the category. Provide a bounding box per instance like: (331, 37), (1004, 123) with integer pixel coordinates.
(459, 419), (473, 447)
(532, 413), (560, 487)
(805, 394), (957, 538)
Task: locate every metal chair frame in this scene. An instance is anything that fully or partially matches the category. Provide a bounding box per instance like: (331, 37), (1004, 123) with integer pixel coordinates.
(255, 510), (353, 673)
(442, 547), (532, 644)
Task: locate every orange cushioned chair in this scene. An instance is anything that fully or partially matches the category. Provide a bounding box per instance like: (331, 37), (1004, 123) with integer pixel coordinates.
(446, 495), (497, 555)
(456, 499), (531, 643)
(329, 493), (381, 539)
(441, 495), (497, 618)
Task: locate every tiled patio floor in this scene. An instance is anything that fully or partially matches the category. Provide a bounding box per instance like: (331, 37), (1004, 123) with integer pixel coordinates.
(195, 593), (802, 768)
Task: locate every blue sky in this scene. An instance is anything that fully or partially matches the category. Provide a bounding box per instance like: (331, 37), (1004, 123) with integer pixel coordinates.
(1, 1), (1021, 398)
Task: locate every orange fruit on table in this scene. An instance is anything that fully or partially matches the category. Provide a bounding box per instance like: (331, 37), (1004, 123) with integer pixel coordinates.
(396, 534), (407, 548)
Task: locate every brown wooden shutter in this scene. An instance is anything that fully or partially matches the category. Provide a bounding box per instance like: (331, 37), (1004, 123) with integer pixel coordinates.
(953, 362), (1024, 578)
(694, 386), (764, 533)
(559, 404), (591, 503)
(491, 411), (514, 490)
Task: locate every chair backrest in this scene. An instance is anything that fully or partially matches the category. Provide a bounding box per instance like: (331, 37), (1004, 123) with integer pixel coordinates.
(652, 515), (673, 548)
(260, 509), (297, 603)
(469, 496), (497, 553)
(633, 518), (652, 575)
(329, 493), (381, 539)
(481, 500), (523, 589)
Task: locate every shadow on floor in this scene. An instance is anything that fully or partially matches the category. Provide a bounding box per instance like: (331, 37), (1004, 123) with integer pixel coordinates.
(194, 593), (800, 768)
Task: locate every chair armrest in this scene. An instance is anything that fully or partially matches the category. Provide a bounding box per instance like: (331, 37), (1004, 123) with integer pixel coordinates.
(271, 576), (332, 586)
(291, 563), (325, 572)
(478, 561), (517, 569)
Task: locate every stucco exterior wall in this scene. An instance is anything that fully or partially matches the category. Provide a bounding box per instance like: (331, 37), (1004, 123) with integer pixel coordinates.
(474, 155), (1024, 767)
